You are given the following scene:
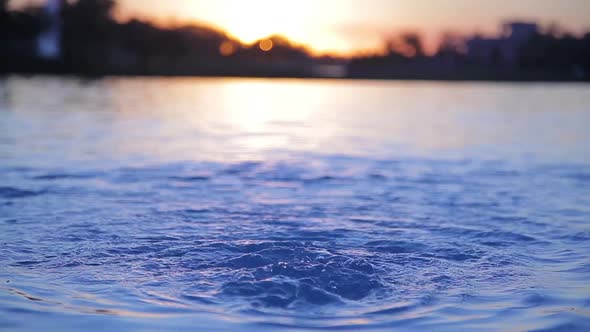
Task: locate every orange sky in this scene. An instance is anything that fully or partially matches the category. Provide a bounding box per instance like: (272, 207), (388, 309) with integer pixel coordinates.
(12, 0), (590, 55)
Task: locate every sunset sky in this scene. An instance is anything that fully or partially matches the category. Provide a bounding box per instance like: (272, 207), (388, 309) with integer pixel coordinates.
(12, 0), (590, 54)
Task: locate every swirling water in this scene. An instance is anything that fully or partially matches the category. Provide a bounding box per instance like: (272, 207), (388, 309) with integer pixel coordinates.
(0, 77), (589, 331)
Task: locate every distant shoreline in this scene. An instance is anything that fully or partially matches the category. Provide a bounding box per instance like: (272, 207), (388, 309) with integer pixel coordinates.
(2, 71), (589, 83)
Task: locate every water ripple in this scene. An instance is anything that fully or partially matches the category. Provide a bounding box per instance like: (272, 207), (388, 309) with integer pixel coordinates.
(1, 156), (589, 331)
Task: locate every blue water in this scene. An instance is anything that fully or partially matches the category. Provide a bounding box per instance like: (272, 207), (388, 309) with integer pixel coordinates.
(1, 77), (589, 331)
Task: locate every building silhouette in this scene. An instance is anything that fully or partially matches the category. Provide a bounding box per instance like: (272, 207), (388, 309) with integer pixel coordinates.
(37, 0), (63, 59)
(467, 22), (539, 66)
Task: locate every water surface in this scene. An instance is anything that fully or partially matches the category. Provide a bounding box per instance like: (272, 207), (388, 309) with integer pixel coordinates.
(1, 77), (589, 331)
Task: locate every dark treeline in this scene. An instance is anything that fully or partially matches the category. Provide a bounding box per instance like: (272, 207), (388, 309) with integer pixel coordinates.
(350, 25), (590, 81)
(1, 0), (323, 77)
(58, 1), (316, 76)
(1, 0), (589, 81)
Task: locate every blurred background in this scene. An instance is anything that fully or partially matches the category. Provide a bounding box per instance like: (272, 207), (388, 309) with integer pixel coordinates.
(1, 2), (590, 331)
(1, 0), (589, 80)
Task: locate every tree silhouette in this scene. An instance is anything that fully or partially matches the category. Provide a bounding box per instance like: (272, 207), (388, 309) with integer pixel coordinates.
(402, 33), (425, 57)
(1, 0), (589, 80)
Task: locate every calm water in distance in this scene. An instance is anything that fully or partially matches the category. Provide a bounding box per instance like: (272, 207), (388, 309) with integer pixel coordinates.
(0, 77), (589, 331)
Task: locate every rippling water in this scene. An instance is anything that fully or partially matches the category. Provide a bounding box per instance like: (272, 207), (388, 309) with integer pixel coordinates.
(1, 77), (589, 331)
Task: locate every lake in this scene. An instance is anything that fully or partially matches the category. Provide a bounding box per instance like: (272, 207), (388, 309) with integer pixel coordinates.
(1, 77), (589, 331)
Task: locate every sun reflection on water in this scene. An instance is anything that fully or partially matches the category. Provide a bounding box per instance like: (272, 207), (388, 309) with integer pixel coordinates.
(3, 77), (590, 165)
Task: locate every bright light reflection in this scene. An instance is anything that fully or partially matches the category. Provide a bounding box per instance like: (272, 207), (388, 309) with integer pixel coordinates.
(220, 81), (313, 130)
(217, 80), (328, 151)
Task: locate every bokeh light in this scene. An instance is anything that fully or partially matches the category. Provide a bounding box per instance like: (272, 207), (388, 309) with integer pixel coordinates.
(259, 39), (274, 52)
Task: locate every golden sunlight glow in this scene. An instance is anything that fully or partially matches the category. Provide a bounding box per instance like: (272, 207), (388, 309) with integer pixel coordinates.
(113, 0), (590, 56)
(114, 0), (393, 55)
(181, 0), (364, 55)
(216, 1), (309, 44)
